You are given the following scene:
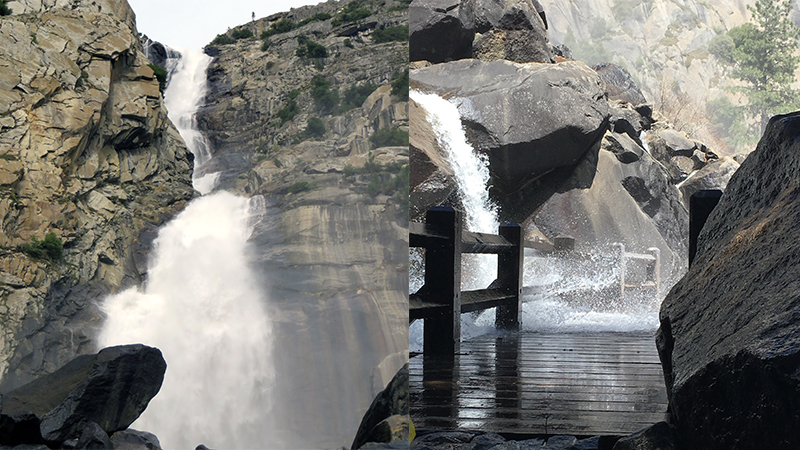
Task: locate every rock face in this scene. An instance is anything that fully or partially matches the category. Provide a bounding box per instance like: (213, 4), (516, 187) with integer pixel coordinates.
(0, 344), (165, 447)
(410, 0), (475, 63)
(195, 2), (409, 448)
(351, 364), (409, 450)
(658, 112), (800, 449)
(0, 0), (195, 390)
(411, 59), (609, 200)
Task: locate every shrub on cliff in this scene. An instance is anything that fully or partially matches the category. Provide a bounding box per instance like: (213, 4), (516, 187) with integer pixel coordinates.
(147, 63), (167, 93)
(296, 36), (328, 58)
(231, 28), (253, 40)
(310, 75), (339, 112)
(0, 0), (10, 16)
(299, 12), (331, 27)
(262, 19), (296, 38)
(331, 1), (371, 26)
(209, 33), (235, 46)
(305, 117), (326, 138)
(372, 25), (408, 43)
(20, 232), (63, 261)
(370, 127), (408, 148)
(391, 69), (409, 100)
(341, 83), (377, 111)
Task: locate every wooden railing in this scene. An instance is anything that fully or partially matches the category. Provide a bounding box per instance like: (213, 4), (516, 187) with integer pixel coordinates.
(410, 206), (662, 355)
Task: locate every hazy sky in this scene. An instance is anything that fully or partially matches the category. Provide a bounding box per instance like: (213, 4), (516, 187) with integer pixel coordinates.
(127, 0), (327, 50)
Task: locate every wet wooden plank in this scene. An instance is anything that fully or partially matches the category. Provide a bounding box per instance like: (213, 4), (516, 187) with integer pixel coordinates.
(410, 332), (669, 436)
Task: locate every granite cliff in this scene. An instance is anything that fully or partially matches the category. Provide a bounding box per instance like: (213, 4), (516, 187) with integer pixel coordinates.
(0, 0), (194, 390)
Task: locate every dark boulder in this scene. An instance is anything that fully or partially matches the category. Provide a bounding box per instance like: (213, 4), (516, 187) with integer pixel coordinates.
(464, 0), (553, 63)
(612, 422), (675, 450)
(677, 156), (739, 203)
(351, 364), (409, 450)
(110, 429), (162, 450)
(410, 0), (475, 63)
(658, 112), (800, 449)
(593, 63), (647, 106)
(0, 345), (166, 446)
(411, 59), (609, 199)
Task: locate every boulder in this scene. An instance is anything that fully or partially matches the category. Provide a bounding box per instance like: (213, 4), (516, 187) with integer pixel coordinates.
(109, 429), (162, 450)
(532, 132), (687, 293)
(464, 0), (553, 63)
(593, 63), (647, 106)
(677, 156), (739, 203)
(658, 112), (800, 449)
(411, 59), (609, 200)
(0, 345), (165, 446)
(410, 0), (475, 63)
(351, 364), (409, 450)
(612, 422), (675, 450)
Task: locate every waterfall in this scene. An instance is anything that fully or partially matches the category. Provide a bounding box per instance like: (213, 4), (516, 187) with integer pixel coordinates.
(410, 90), (500, 350)
(98, 193), (273, 449)
(163, 47), (219, 194)
(98, 48), (276, 448)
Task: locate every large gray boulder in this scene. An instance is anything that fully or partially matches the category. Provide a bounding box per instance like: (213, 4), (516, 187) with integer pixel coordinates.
(0, 345), (166, 446)
(533, 131), (687, 288)
(410, 0), (475, 63)
(658, 112), (800, 449)
(464, 0), (553, 63)
(411, 59), (609, 201)
(351, 364), (409, 450)
(678, 156), (739, 203)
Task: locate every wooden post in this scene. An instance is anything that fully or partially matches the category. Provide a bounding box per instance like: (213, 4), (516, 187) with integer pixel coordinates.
(496, 223), (523, 330)
(689, 190), (723, 266)
(423, 207), (462, 355)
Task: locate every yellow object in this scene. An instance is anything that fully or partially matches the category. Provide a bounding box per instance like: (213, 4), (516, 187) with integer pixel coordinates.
(409, 417), (416, 442)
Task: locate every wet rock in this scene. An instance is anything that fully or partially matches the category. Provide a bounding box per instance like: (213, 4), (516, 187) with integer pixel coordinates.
(677, 156), (739, 203)
(544, 435), (577, 449)
(411, 59), (609, 199)
(72, 421), (113, 450)
(351, 364), (409, 449)
(110, 429), (162, 450)
(0, 345), (165, 446)
(572, 435), (601, 450)
(612, 422), (674, 450)
(410, 0), (475, 63)
(658, 112), (800, 449)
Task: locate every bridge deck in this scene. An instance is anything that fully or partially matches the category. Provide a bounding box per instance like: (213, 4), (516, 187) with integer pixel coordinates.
(410, 332), (669, 437)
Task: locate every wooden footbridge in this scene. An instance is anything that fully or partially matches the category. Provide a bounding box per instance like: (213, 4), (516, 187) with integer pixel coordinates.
(409, 207), (668, 437)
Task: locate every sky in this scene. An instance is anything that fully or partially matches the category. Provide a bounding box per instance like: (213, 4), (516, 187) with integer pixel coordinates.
(127, 0), (328, 50)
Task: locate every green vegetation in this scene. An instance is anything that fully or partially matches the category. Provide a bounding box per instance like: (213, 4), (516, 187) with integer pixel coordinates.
(0, 0), (11, 16)
(343, 154), (409, 208)
(231, 28), (253, 40)
(310, 75), (339, 112)
(707, 96), (758, 150)
(372, 25), (408, 43)
(209, 33), (236, 46)
(341, 83), (377, 111)
(262, 19), (296, 38)
(391, 69), (408, 100)
(305, 117), (326, 138)
(20, 232), (63, 261)
(331, 1), (372, 27)
(724, 0), (800, 132)
(296, 36), (328, 58)
(344, 38), (354, 48)
(370, 127), (408, 148)
(287, 181), (313, 194)
(266, 61), (275, 70)
(707, 33), (735, 64)
(147, 63), (168, 93)
(277, 90), (301, 124)
(299, 12), (332, 26)
(261, 40), (271, 51)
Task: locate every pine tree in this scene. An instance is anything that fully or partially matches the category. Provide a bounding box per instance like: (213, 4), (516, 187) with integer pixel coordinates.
(728, 0), (800, 132)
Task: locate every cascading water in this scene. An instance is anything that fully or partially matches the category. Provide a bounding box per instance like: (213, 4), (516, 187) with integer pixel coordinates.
(163, 47), (219, 194)
(409, 90), (500, 349)
(98, 47), (276, 448)
(410, 91), (661, 346)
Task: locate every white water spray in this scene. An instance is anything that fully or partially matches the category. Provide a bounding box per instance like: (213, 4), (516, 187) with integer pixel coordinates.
(98, 193), (273, 448)
(99, 47), (276, 448)
(164, 47), (219, 194)
(410, 91), (501, 349)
